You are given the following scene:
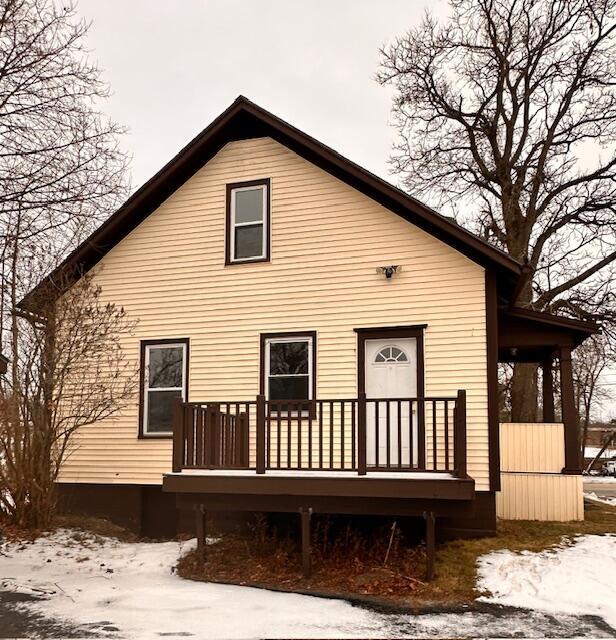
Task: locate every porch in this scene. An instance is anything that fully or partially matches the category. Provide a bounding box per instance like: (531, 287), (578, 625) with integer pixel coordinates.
(496, 307), (598, 521)
(163, 392), (474, 579)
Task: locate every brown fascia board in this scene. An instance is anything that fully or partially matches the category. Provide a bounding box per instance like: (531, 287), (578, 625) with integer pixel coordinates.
(20, 96), (522, 309)
(504, 306), (600, 335)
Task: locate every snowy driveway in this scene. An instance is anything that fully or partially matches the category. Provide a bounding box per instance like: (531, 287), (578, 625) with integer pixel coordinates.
(1, 530), (615, 639)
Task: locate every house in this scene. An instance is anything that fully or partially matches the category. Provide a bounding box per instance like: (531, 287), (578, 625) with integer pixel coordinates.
(23, 97), (596, 571)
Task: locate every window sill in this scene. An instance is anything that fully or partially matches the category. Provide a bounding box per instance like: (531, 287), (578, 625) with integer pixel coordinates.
(225, 257), (270, 266)
(138, 432), (173, 440)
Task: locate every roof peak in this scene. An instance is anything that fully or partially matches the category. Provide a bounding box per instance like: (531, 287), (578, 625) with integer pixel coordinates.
(21, 96), (522, 309)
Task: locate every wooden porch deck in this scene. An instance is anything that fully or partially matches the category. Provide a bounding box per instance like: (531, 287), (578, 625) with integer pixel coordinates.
(163, 391), (473, 579)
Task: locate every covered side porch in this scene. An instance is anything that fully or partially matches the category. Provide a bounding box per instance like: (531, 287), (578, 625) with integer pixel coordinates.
(497, 307), (598, 521)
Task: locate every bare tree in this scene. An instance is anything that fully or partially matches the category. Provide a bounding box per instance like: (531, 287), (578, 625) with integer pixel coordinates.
(573, 333), (614, 465)
(0, 272), (138, 529)
(0, 0), (130, 528)
(0, 0), (129, 343)
(378, 0), (616, 420)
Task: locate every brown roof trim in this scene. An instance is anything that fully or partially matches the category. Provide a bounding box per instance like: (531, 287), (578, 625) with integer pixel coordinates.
(503, 307), (600, 335)
(21, 96), (522, 308)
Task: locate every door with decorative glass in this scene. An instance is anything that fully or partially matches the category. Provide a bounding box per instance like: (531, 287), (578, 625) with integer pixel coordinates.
(364, 338), (418, 467)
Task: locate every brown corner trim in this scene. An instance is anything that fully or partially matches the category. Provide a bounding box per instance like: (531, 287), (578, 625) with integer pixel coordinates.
(485, 271), (500, 491)
(138, 337), (190, 440)
(225, 178), (271, 266)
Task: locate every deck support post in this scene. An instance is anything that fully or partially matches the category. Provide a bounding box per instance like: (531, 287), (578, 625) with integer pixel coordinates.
(299, 506), (313, 578)
(195, 504), (207, 564)
(423, 510), (436, 581)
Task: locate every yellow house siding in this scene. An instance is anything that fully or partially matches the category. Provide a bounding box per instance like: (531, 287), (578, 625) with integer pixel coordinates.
(498, 422), (583, 521)
(58, 136), (489, 488)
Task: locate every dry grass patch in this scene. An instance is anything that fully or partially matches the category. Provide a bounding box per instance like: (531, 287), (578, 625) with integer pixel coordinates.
(178, 502), (616, 607)
(0, 513), (137, 543)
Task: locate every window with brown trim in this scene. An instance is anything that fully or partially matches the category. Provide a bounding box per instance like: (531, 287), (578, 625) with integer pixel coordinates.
(139, 339), (189, 437)
(226, 178), (270, 264)
(260, 332), (316, 411)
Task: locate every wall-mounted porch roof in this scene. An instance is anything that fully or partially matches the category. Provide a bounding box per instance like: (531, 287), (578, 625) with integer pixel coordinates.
(498, 306), (598, 363)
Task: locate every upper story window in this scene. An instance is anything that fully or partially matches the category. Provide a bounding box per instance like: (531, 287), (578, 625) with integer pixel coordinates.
(226, 178), (270, 264)
(140, 339), (188, 437)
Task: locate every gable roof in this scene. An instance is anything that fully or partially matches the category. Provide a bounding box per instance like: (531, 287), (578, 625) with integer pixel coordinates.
(22, 96), (522, 308)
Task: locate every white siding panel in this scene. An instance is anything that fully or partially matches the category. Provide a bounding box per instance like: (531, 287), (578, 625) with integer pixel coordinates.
(500, 423), (565, 473)
(497, 473), (583, 521)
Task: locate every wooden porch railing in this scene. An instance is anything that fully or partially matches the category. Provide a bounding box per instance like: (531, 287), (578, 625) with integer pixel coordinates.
(172, 391), (467, 477)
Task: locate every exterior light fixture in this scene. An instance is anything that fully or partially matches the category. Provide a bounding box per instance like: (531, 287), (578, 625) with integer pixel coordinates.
(376, 265), (402, 279)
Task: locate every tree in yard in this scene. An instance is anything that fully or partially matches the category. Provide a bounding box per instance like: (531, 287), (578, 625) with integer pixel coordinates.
(378, 0), (616, 420)
(572, 333), (613, 465)
(0, 0), (129, 342)
(0, 273), (139, 529)
(0, 0), (131, 527)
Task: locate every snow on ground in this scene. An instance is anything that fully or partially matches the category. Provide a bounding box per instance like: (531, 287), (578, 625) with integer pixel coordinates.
(1, 529), (615, 638)
(584, 446), (616, 459)
(585, 475), (616, 483)
(0, 530), (386, 639)
(585, 492), (616, 506)
(478, 534), (616, 629)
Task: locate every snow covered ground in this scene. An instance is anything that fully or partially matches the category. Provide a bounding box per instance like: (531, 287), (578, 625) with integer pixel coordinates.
(585, 475), (616, 483)
(585, 446), (616, 459)
(478, 534), (616, 629)
(1, 529), (615, 638)
(585, 492), (616, 506)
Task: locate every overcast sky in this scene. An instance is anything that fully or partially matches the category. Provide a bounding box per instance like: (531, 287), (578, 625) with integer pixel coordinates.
(78, 0), (450, 191)
(76, 0), (615, 420)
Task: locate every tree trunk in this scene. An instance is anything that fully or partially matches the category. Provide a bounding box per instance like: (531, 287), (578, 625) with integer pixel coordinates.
(510, 363), (539, 422)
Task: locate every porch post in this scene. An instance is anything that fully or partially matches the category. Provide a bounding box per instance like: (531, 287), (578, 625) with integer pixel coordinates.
(357, 392), (367, 475)
(172, 397), (185, 473)
(559, 346), (580, 474)
(542, 357), (555, 423)
(454, 390), (467, 478)
(256, 394), (266, 474)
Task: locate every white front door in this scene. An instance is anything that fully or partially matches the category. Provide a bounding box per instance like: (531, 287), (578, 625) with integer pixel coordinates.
(364, 338), (418, 467)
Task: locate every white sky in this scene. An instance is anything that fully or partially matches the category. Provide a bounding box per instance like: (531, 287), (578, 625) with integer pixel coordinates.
(78, 0), (450, 190)
(76, 0), (615, 420)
